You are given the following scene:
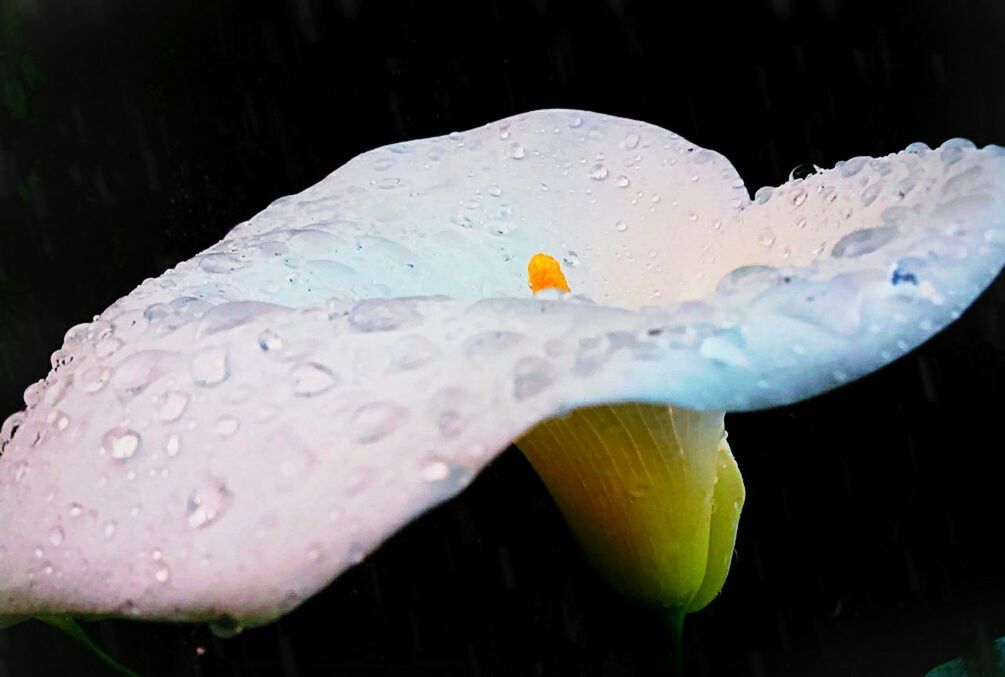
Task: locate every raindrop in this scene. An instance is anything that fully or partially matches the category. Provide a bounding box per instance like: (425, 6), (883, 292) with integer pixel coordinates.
(80, 366), (112, 394)
(791, 189), (807, 206)
(832, 226), (898, 258)
(186, 478), (233, 529)
(103, 520), (117, 540)
(624, 133), (640, 150)
(291, 362), (338, 397)
(614, 175), (630, 188)
(154, 391), (189, 422)
(754, 186), (773, 205)
(758, 228), (777, 247)
(215, 416), (239, 437)
(589, 164), (609, 180)
(423, 460), (451, 482)
(568, 114), (583, 128)
(191, 347), (229, 387)
(165, 433), (181, 457)
(48, 526), (64, 547)
(102, 428), (141, 461)
(510, 143), (526, 159)
(789, 164), (819, 181)
(861, 182), (883, 207)
(615, 221), (628, 232)
(349, 402), (407, 444)
(258, 330), (283, 352)
(562, 251), (581, 267)
(513, 356), (555, 399)
(487, 184), (503, 197)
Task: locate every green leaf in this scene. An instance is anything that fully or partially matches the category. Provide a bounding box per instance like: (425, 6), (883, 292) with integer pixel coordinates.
(36, 616), (141, 677)
(926, 636), (1005, 676)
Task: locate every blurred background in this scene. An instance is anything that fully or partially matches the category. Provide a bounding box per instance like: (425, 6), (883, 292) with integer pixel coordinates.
(1, 0), (1005, 675)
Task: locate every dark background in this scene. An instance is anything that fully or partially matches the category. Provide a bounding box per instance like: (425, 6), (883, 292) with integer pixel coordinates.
(2, 0), (1005, 675)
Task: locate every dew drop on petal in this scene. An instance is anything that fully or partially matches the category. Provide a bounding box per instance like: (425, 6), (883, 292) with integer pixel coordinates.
(48, 526), (64, 547)
(191, 347), (229, 387)
(215, 416), (239, 437)
(258, 330), (283, 352)
(155, 391), (189, 422)
(349, 402), (408, 444)
(165, 433), (181, 458)
(589, 164), (609, 180)
(102, 428), (141, 461)
(614, 175), (630, 188)
(291, 362), (338, 397)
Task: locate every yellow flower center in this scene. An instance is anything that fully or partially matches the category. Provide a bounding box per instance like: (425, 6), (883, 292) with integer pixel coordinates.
(527, 252), (570, 294)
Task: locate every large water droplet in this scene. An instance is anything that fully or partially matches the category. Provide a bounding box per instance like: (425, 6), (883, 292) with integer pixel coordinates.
(102, 428), (141, 461)
(832, 226), (898, 258)
(186, 478), (233, 529)
(191, 347), (229, 387)
(155, 391), (189, 422)
(258, 330), (283, 352)
(513, 357), (555, 400)
(291, 362), (338, 397)
(349, 402), (407, 444)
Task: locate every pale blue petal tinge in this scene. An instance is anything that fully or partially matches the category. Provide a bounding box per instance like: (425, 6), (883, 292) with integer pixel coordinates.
(0, 110), (1002, 626)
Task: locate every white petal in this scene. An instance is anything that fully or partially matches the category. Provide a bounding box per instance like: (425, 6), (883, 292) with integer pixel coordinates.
(1, 111), (1002, 625)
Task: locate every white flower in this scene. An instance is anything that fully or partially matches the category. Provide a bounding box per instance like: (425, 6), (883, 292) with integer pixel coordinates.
(0, 110), (1002, 630)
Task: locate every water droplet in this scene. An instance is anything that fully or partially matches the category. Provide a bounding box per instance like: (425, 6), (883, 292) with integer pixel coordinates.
(154, 391), (189, 422)
(615, 220), (628, 232)
(349, 402), (407, 444)
(832, 226), (898, 258)
(191, 347), (229, 387)
(289, 362), (338, 397)
(791, 189), (807, 206)
(510, 143), (525, 159)
(80, 366), (112, 394)
(614, 175), (630, 188)
(102, 428), (141, 461)
(754, 186), (774, 205)
(95, 337), (124, 359)
(624, 133), (640, 150)
(187, 478), (233, 529)
(568, 114), (583, 128)
(48, 526), (64, 547)
(861, 182), (883, 207)
(258, 330), (283, 352)
(165, 433), (181, 457)
(423, 460), (451, 482)
(513, 356), (555, 400)
(372, 157), (395, 172)
(589, 163), (608, 180)
(789, 163), (819, 181)
(68, 503), (83, 517)
(103, 520), (117, 540)
(758, 228), (776, 247)
(487, 184), (503, 197)
(215, 416), (239, 437)
(562, 251), (581, 267)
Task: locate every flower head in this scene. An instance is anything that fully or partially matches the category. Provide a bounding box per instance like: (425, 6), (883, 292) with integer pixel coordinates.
(1, 110), (1002, 627)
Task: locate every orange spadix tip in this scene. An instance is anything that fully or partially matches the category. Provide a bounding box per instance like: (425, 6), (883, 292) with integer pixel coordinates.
(527, 253), (571, 294)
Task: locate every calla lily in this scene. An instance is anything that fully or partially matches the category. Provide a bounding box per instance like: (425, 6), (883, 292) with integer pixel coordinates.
(1, 110), (1003, 647)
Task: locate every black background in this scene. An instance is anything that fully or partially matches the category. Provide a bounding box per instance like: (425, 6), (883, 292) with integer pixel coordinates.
(2, 0), (1005, 675)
